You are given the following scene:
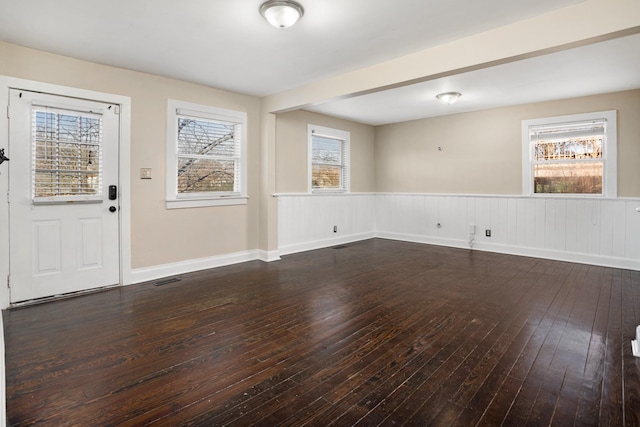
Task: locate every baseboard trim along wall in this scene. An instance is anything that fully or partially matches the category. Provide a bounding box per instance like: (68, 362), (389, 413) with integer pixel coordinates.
(279, 232), (376, 256)
(0, 312), (5, 427)
(257, 250), (282, 262)
(130, 250), (263, 285)
(377, 231), (640, 271)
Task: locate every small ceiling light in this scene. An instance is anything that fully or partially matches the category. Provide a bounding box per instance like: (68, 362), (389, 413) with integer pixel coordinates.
(436, 92), (462, 105)
(260, 0), (304, 29)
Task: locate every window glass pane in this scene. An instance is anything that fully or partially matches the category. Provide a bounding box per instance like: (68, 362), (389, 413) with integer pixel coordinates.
(523, 112), (615, 197)
(534, 137), (602, 161)
(312, 164), (342, 189)
(168, 100), (247, 204)
(177, 117), (237, 157)
(534, 162), (602, 194)
(178, 157), (236, 193)
(312, 136), (343, 165)
(33, 109), (102, 198)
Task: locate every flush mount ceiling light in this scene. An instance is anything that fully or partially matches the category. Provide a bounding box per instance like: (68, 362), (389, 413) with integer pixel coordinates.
(436, 92), (462, 105)
(260, 0), (304, 29)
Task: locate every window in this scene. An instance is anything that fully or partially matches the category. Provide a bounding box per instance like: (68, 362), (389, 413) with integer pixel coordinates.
(166, 100), (247, 208)
(308, 124), (350, 193)
(32, 105), (102, 203)
(522, 110), (616, 197)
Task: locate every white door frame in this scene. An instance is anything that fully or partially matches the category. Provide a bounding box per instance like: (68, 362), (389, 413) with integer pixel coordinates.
(0, 76), (132, 309)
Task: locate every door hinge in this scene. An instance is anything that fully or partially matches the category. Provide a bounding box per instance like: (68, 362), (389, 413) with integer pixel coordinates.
(7, 275), (10, 288)
(113, 105), (120, 115)
(6, 105), (10, 119)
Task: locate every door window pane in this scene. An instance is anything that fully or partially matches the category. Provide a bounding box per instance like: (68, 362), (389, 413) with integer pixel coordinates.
(32, 109), (102, 199)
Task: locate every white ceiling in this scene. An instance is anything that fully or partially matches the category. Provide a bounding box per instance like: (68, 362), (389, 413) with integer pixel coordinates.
(1, 0), (638, 125)
(307, 33), (640, 125)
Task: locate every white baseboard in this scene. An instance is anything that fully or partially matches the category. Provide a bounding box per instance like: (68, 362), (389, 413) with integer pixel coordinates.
(473, 241), (640, 271)
(257, 249), (281, 262)
(0, 312), (5, 427)
(279, 232), (376, 256)
(130, 250), (261, 284)
(376, 231), (471, 251)
(376, 231), (640, 271)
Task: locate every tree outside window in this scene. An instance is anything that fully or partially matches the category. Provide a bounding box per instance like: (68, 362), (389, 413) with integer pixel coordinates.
(166, 100), (247, 209)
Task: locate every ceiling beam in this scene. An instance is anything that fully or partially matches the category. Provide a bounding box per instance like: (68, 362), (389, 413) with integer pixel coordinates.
(262, 0), (640, 114)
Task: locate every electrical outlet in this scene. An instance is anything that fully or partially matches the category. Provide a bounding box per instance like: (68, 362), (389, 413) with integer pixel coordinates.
(333, 226), (337, 233)
(485, 229), (491, 237)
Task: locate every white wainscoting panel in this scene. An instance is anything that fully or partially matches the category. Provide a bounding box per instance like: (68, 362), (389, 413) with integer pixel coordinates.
(376, 194), (640, 270)
(277, 193), (640, 270)
(277, 193), (376, 255)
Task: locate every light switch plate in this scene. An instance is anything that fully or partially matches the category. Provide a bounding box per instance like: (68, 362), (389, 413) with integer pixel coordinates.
(140, 168), (152, 179)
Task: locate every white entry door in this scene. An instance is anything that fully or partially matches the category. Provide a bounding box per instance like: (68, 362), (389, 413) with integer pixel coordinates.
(8, 90), (120, 302)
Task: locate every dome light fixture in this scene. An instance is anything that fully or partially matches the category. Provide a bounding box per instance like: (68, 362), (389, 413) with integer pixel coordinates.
(260, 0), (304, 29)
(436, 92), (462, 105)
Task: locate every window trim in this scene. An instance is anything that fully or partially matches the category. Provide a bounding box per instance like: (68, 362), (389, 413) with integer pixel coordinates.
(521, 110), (617, 198)
(307, 124), (351, 194)
(166, 99), (247, 209)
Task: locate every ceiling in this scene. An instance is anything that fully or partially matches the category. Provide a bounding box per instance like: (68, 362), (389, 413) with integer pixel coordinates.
(1, 0), (638, 125)
(307, 33), (640, 125)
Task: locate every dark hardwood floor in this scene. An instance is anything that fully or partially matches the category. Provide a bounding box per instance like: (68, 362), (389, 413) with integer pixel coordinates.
(4, 239), (640, 426)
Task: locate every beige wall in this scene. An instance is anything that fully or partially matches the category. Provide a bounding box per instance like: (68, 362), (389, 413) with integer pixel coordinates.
(0, 42), (262, 268)
(275, 110), (375, 193)
(375, 89), (640, 197)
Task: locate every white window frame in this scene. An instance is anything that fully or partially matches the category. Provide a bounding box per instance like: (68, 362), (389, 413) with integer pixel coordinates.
(308, 124), (350, 194)
(166, 99), (247, 209)
(521, 110), (617, 198)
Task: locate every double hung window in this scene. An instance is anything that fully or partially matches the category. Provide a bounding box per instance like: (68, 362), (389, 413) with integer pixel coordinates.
(308, 124), (350, 193)
(522, 111), (616, 197)
(166, 100), (247, 208)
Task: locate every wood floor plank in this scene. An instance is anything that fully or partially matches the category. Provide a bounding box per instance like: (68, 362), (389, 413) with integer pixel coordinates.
(350, 313), (486, 426)
(575, 266), (613, 425)
(599, 268), (625, 426)
(3, 239), (638, 426)
(108, 280), (420, 425)
(459, 267), (570, 426)
(622, 270), (640, 426)
(292, 310), (470, 426)
(406, 313), (529, 426)
(381, 318), (500, 424)
(141, 276), (440, 425)
(223, 299), (456, 425)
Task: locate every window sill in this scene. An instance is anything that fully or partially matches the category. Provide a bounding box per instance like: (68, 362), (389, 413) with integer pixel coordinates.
(166, 196), (248, 209)
(527, 193), (607, 198)
(311, 190), (348, 195)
